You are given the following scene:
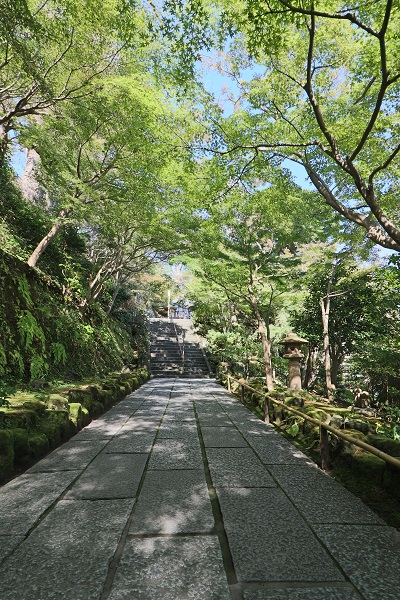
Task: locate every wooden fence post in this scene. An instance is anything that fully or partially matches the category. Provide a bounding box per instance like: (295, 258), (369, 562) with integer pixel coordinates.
(241, 384), (245, 404)
(227, 375), (231, 393)
(264, 397), (270, 425)
(320, 425), (330, 471)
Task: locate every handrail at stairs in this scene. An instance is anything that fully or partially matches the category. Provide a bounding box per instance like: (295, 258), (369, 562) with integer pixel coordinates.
(172, 320), (185, 374)
(226, 374), (400, 472)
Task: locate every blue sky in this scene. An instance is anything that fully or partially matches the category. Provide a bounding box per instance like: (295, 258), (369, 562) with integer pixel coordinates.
(198, 53), (313, 190)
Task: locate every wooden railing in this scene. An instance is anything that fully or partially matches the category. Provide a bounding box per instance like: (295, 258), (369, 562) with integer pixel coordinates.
(226, 374), (400, 471)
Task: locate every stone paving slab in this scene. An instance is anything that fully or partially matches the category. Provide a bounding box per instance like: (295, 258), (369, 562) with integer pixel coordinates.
(148, 438), (203, 469)
(242, 433), (314, 465)
(198, 414), (235, 427)
(0, 499), (134, 600)
(73, 423), (125, 440)
(314, 524), (400, 600)
(27, 439), (107, 472)
(0, 536), (25, 562)
(65, 453), (147, 499)
(217, 487), (345, 582)
(268, 465), (384, 525)
(162, 413), (196, 423)
(206, 447), (277, 488)
(0, 471), (81, 535)
(109, 536), (230, 600)
(112, 415), (162, 433)
(242, 586), (359, 599)
(202, 426), (248, 448)
(157, 420), (199, 440)
(105, 432), (156, 453)
(130, 470), (214, 534)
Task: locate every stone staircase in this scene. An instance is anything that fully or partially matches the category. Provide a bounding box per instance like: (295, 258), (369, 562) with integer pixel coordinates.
(149, 318), (211, 378)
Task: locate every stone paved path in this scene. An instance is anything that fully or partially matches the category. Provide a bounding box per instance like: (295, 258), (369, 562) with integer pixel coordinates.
(1, 378), (400, 599)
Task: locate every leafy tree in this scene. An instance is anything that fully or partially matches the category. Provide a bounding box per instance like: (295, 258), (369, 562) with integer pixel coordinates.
(0, 0), (129, 164)
(180, 170), (332, 400)
(156, 0), (400, 252)
(292, 257), (400, 399)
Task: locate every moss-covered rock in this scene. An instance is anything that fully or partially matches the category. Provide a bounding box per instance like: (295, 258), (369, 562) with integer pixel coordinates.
(0, 430), (14, 481)
(0, 409), (38, 429)
(96, 389), (113, 408)
(28, 432), (49, 459)
(366, 434), (400, 457)
(344, 418), (371, 435)
(47, 394), (69, 411)
(81, 406), (91, 427)
(37, 410), (71, 447)
(22, 400), (47, 415)
(68, 402), (83, 429)
(11, 428), (30, 462)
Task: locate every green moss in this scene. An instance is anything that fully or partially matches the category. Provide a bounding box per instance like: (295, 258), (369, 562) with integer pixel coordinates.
(366, 434), (400, 457)
(11, 428), (30, 462)
(68, 403), (83, 429)
(97, 389), (113, 407)
(47, 394), (69, 411)
(81, 406), (91, 427)
(22, 400), (47, 414)
(28, 433), (49, 459)
(0, 430), (14, 481)
(36, 411), (71, 447)
(0, 409), (38, 429)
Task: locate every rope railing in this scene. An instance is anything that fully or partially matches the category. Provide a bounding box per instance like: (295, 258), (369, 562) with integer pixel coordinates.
(226, 374), (400, 471)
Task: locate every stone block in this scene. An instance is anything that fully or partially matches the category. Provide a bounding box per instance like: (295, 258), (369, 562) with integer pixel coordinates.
(148, 438), (203, 469)
(27, 440), (107, 472)
(314, 524), (400, 600)
(0, 499), (133, 600)
(0, 471), (81, 535)
(0, 536), (24, 562)
(65, 453), (147, 499)
(206, 447), (276, 488)
(217, 487), (344, 582)
(105, 432), (156, 453)
(243, 587), (359, 599)
(268, 465), (383, 525)
(202, 427), (248, 448)
(109, 536), (230, 600)
(130, 470), (213, 534)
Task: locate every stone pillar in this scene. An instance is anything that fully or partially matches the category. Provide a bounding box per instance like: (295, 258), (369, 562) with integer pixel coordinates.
(279, 332), (308, 390)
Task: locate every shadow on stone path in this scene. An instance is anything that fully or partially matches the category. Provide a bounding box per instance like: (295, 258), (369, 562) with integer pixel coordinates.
(0, 378), (399, 599)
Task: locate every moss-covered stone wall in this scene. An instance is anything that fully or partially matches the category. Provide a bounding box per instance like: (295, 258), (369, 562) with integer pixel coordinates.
(0, 368), (149, 482)
(0, 249), (139, 381)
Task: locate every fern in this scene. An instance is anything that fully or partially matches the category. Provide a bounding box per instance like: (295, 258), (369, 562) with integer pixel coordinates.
(17, 275), (32, 306)
(51, 342), (67, 365)
(17, 310), (45, 349)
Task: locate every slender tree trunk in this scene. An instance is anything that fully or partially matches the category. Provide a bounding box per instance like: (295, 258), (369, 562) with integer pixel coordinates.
(27, 208), (71, 267)
(0, 123), (12, 171)
(248, 285), (274, 391)
(320, 262), (338, 400)
(107, 271), (121, 315)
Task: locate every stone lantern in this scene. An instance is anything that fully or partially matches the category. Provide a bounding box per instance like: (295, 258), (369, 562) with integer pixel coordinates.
(279, 332), (308, 390)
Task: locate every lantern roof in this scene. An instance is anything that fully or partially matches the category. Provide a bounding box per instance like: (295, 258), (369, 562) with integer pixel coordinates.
(279, 332), (308, 345)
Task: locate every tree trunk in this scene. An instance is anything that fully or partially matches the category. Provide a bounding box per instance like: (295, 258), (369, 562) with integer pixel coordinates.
(107, 271), (121, 315)
(248, 285), (274, 391)
(320, 262), (338, 400)
(27, 208), (71, 267)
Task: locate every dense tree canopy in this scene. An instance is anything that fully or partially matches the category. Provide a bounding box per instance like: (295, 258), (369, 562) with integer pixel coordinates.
(1, 0), (400, 415)
(155, 0), (400, 251)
